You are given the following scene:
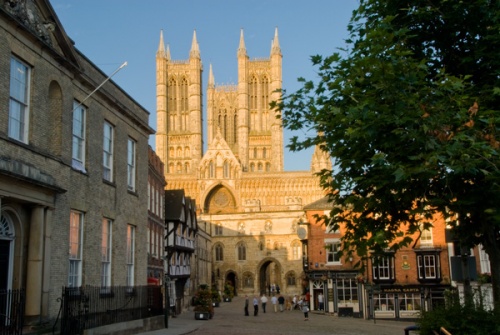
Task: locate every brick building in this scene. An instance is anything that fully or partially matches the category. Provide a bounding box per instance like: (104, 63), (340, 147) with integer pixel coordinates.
(302, 196), (452, 320)
(0, 0), (153, 325)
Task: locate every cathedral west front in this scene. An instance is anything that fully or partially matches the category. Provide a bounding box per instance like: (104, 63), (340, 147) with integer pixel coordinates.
(155, 28), (331, 298)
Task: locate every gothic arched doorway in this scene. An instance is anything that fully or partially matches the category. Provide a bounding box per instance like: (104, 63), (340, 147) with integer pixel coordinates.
(225, 271), (237, 297)
(257, 258), (282, 296)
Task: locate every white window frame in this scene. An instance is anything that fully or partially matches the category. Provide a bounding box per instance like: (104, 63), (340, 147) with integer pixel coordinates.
(101, 218), (112, 288)
(72, 101), (86, 172)
(126, 225), (135, 287)
(417, 254), (437, 279)
(420, 223), (433, 246)
(9, 57), (31, 143)
(103, 121), (114, 182)
(325, 239), (341, 264)
(372, 255), (394, 280)
(69, 211), (84, 287)
(127, 138), (136, 191)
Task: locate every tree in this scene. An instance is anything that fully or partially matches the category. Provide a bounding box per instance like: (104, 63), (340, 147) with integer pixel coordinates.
(274, 0), (500, 310)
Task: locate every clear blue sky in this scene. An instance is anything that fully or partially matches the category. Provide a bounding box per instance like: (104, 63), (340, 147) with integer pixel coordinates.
(51, 0), (358, 171)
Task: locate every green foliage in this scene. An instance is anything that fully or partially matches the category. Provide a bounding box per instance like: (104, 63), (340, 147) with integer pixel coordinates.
(193, 285), (214, 315)
(211, 287), (221, 302)
(276, 0), (500, 307)
(223, 282), (234, 299)
(418, 290), (500, 335)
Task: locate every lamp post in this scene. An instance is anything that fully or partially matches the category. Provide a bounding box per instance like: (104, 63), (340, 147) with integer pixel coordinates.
(164, 274), (171, 328)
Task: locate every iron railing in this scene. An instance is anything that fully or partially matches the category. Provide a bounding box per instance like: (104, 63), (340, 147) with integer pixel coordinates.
(0, 289), (25, 335)
(60, 285), (162, 335)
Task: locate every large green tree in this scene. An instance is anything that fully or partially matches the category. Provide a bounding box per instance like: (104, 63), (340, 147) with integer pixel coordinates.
(275, 0), (500, 309)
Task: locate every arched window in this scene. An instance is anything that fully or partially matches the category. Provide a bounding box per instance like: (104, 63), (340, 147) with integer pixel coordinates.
(250, 163), (255, 172)
(237, 242), (246, 261)
(249, 76), (258, 110)
(180, 77), (188, 130)
(291, 241), (301, 260)
(233, 110), (238, 143)
(209, 161), (214, 178)
(258, 163), (263, 171)
(266, 163), (271, 172)
(168, 78), (177, 112)
(169, 147), (174, 158)
(263, 148), (267, 158)
(214, 244), (223, 262)
(286, 272), (297, 286)
(254, 147), (257, 158)
(223, 161), (230, 178)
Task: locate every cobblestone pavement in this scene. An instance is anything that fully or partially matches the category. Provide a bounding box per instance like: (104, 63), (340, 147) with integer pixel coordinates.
(138, 296), (418, 335)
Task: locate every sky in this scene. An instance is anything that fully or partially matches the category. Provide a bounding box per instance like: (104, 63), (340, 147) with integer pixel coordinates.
(51, 0), (358, 171)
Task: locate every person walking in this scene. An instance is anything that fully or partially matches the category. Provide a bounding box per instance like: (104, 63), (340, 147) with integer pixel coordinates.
(244, 295), (249, 316)
(302, 303), (310, 321)
(261, 294), (268, 313)
(271, 294), (278, 312)
(253, 296), (259, 316)
(318, 292), (324, 311)
(278, 294), (285, 312)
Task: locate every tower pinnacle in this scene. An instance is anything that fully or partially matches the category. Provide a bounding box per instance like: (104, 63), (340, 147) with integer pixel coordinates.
(190, 30), (200, 59)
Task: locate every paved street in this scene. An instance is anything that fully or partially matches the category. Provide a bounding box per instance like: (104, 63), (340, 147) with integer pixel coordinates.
(138, 296), (418, 335)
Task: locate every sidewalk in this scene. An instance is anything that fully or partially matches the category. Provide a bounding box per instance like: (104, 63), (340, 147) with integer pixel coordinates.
(136, 306), (202, 335)
(136, 295), (417, 335)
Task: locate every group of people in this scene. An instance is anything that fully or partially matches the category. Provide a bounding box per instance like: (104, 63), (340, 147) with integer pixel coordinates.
(244, 292), (314, 321)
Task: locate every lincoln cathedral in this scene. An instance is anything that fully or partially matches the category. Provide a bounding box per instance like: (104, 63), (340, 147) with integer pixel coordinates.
(155, 28), (330, 297)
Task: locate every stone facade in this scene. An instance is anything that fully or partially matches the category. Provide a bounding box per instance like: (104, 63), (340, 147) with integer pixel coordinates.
(155, 28), (331, 301)
(0, 0), (153, 324)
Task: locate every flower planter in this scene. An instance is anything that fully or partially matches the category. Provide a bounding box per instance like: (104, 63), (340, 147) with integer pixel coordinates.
(195, 311), (211, 320)
(223, 297), (232, 302)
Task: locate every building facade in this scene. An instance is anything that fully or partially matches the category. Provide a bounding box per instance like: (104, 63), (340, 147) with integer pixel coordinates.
(302, 197), (454, 320)
(0, 0), (153, 324)
(155, 28), (330, 302)
(147, 146), (167, 285)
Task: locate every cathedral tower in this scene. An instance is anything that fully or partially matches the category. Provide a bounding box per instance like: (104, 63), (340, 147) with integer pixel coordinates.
(156, 30), (203, 177)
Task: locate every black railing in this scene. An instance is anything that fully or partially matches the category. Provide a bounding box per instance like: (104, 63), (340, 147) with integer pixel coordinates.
(0, 289), (25, 335)
(60, 285), (162, 334)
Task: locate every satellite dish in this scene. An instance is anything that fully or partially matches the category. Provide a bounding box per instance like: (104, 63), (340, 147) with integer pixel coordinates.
(297, 227), (307, 240)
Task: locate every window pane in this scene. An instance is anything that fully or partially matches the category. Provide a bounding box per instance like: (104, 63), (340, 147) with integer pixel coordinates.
(9, 57), (29, 142)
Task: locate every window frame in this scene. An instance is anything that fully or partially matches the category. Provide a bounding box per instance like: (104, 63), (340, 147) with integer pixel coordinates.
(325, 239), (341, 264)
(371, 254), (396, 283)
(69, 211), (84, 287)
(127, 138), (136, 191)
(126, 225), (135, 287)
(101, 218), (112, 288)
(72, 101), (87, 172)
(103, 121), (114, 182)
(8, 56), (31, 143)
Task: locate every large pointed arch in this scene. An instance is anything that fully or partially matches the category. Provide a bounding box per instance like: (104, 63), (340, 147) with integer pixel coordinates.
(203, 184), (237, 214)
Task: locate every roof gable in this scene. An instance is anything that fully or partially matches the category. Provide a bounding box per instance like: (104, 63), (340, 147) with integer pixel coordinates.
(2, 0), (80, 68)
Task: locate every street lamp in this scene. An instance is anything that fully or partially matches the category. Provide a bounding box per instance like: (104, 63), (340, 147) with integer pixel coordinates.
(164, 274), (171, 328)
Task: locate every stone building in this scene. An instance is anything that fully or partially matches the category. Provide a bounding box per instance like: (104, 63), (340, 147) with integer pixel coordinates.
(0, 0), (153, 325)
(155, 28), (330, 300)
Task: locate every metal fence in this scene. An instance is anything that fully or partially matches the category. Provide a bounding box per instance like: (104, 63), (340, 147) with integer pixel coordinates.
(60, 285), (163, 334)
(0, 289), (25, 335)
